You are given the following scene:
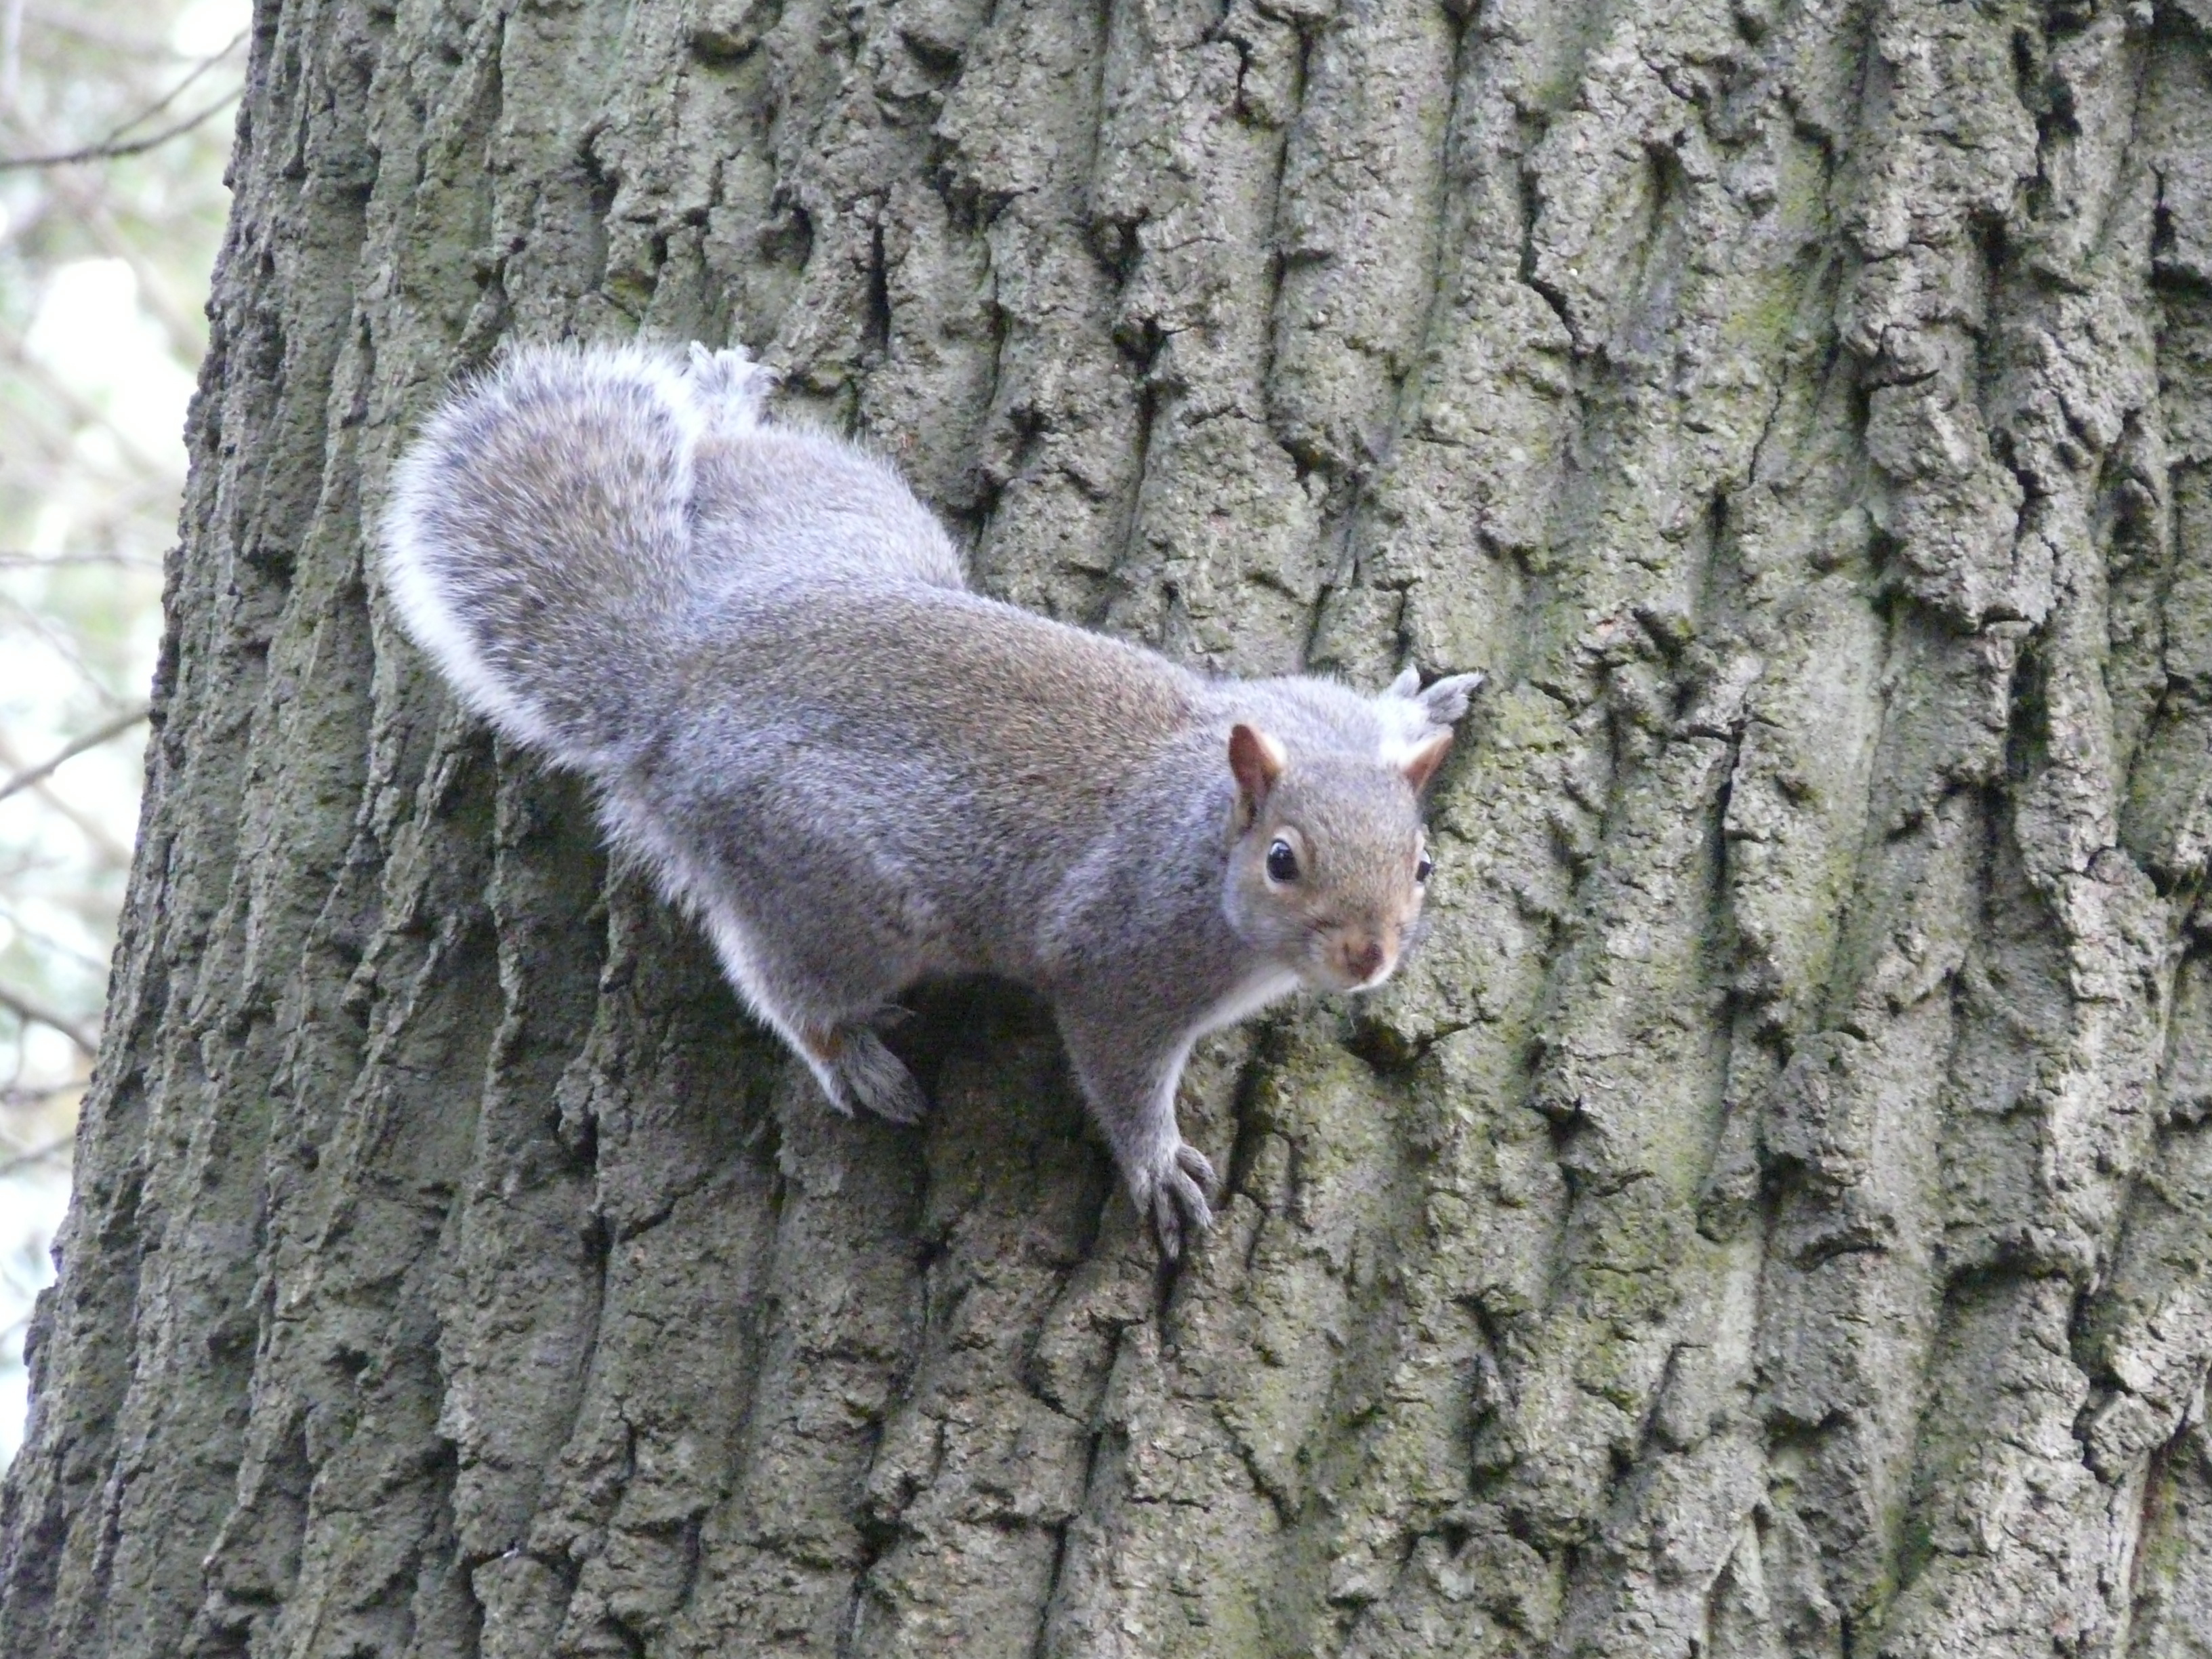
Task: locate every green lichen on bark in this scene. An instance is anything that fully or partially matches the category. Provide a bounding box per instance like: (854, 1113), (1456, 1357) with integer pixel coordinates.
(6, 0), (2212, 1654)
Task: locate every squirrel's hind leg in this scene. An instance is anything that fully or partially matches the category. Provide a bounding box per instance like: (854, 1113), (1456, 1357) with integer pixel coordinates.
(700, 907), (928, 1124)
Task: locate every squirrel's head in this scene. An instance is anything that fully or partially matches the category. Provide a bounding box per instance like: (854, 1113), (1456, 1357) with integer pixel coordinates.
(1221, 669), (1480, 992)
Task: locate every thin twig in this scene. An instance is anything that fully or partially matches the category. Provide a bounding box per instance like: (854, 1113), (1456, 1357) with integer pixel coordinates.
(0, 901), (113, 978)
(32, 165), (206, 351)
(0, 92), (238, 171)
(0, 983), (95, 1058)
(1, 1078), (85, 1109)
(0, 1133), (73, 1181)
(0, 551), (161, 570)
(93, 28), (248, 143)
(0, 729), (135, 865)
(0, 22), (247, 169)
(0, 592), (138, 702)
(0, 705), (148, 808)
(0, 319), (177, 476)
(21, 5), (192, 56)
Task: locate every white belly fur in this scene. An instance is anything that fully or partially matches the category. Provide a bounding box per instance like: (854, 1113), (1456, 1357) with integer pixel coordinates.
(1193, 964), (1303, 1040)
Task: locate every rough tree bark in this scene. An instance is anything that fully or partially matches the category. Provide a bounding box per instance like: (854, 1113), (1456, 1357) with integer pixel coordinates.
(5, 0), (2212, 1653)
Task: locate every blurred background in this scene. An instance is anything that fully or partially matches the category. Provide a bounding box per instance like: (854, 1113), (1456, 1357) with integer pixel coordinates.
(0, 0), (245, 1462)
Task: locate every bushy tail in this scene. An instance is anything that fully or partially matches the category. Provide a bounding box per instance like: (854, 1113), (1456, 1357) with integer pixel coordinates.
(382, 342), (770, 770)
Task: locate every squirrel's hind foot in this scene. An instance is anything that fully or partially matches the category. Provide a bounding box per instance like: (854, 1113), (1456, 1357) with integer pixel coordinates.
(804, 1024), (929, 1125)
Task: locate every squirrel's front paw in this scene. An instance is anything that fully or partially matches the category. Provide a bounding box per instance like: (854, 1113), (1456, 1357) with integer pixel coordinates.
(1139, 1142), (1218, 1260)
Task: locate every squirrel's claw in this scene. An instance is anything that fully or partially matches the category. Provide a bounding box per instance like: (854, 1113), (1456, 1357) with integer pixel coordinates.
(1148, 1143), (1217, 1259)
(807, 1025), (930, 1124)
(840, 1029), (930, 1125)
(1174, 1142), (1219, 1197)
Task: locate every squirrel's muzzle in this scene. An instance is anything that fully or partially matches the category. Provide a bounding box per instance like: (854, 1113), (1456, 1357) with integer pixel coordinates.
(1336, 935), (1390, 987)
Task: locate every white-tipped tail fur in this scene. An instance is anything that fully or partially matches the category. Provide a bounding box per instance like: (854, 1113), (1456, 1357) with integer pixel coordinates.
(382, 340), (714, 769)
(382, 339), (958, 772)
(684, 341), (776, 436)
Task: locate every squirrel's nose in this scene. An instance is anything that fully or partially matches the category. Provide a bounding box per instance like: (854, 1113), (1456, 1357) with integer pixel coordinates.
(1343, 937), (1386, 982)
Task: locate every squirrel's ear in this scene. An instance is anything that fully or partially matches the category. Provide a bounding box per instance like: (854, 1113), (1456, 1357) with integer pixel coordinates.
(1228, 724), (1287, 827)
(1388, 665), (1423, 699)
(1417, 671), (1486, 725)
(1400, 730), (1453, 793)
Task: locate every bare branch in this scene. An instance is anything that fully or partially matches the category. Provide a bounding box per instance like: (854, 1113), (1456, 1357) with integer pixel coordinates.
(0, 597), (141, 703)
(0, 903), (112, 978)
(0, 92), (239, 171)
(29, 165), (207, 351)
(94, 28), (248, 141)
(0, 322), (178, 477)
(0, 728), (135, 864)
(0, 551), (161, 571)
(0, 24), (247, 171)
(0, 705), (148, 808)
(20, 5), (178, 56)
(0, 983), (95, 1059)
(0, 1078), (85, 1109)
(0, 1133), (73, 1181)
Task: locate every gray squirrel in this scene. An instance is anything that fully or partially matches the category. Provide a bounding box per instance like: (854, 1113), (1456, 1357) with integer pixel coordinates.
(382, 341), (1480, 1255)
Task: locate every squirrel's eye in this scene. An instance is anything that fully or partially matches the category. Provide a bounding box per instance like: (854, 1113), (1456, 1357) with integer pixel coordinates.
(1416, 853), (1434, 884)
(1266, 838), (1300, 882)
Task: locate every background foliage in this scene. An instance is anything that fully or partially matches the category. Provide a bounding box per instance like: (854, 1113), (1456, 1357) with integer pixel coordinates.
(0, 0), (243, 1460)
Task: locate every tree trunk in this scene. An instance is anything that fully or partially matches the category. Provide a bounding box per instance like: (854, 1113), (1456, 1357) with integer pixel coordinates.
(6, 0), (2212, 1653)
